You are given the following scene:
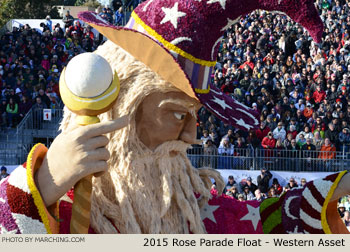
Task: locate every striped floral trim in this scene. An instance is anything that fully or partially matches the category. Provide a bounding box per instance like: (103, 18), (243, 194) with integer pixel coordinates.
(131, 12), (216, 67)
(321, 171), (347, 234)
(26, 143), (59, 234)
(281, 188), (307, 233)
(299, 172), (347, 233)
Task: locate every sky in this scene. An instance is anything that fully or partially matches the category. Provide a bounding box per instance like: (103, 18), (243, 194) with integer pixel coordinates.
(97, 0), (110, 7)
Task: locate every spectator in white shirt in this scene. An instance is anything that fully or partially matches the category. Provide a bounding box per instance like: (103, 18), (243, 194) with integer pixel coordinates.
(200, 130), (210, 146)
(218, 137), (234, 155)
(296, 126), (314, 142)
(273, 122), (286, 141)
(295, 98), (305, 112)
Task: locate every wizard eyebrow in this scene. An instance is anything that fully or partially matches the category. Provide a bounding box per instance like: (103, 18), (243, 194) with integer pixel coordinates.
(158, 99), (197, 119)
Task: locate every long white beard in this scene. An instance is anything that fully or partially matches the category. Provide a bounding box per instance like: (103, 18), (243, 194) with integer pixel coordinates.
(90, 141), (223, 234)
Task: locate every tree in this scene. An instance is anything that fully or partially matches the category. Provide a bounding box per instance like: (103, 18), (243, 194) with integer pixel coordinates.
(81, 0), (102, 8)
(74, 0), (86, 6)
(63, 0), (78, 5)
(0, 0), (27, 27)
(0, 0), (60, 27)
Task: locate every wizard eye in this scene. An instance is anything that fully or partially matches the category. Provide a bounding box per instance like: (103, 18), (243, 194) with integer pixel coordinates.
(174, 112), (186, 121)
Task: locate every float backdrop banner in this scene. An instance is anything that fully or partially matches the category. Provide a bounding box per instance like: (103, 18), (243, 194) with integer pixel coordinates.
(216, 169), (333, 188)
(9, 19), (99, 38)
(3, 165), (333, 188)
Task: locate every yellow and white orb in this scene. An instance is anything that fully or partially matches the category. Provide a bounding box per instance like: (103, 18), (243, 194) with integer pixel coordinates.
(59, 52), (120, 125)
(65, 53), (113, 97)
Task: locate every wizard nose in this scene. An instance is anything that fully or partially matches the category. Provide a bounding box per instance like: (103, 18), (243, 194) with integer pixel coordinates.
(179, 115), (198, 144)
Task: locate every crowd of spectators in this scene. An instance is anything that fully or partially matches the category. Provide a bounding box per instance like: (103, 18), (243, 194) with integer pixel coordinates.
(196, 0), (350, 163)
(338, 195), (350, 230)
(0, 166), (9, 180)
(0, 1), (129, 131)
(220, 173), (306, 201)
(0, 12), (106, 130)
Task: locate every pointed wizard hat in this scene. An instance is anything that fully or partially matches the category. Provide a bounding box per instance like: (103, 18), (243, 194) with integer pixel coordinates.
(78, 0), (323, 131)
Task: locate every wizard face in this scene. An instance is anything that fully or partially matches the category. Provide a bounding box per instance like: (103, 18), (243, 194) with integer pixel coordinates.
(135, 91), (201, 150)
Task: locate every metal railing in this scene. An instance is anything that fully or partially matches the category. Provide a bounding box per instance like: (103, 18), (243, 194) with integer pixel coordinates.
(16, 108), (63, 133)
(0, 141), (21, 165)
(187, 147), (350, 172)
(123, 0), (142, 12)
(119, 0), (142, 26)
(2, 106), (350, 173)
(0, 108), (65, 165)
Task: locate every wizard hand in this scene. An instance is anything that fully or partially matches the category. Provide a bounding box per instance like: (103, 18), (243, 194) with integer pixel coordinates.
(34, 115), (128, 207)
